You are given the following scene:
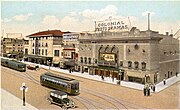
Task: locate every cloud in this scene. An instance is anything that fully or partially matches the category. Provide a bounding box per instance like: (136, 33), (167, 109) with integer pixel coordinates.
(142, 11), (155, 16)
(1, 18), (11, 23)
(82, 5), (118, 20)
(42, 15), (60, 27)
(13, 13), (33, 21)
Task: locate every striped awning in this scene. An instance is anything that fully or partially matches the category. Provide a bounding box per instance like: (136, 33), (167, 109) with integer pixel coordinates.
(127, 71), (145, 78)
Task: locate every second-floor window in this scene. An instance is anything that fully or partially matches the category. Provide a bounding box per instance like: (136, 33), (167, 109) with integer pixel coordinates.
(88, 58), (91, 64)
(134, 61), (139, 69)
(128, 61), (132, 68)
(45, 43), (48, 47)
(45, 49), (47, 55)
(42, 49), (44, 55)
(84, 57), (87, 64)
(54, 50), (59, 56)
(142, 62), (146, 70)
(80, 57), (83, 63)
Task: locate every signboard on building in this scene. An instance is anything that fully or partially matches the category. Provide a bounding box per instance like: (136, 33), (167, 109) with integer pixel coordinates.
(95, 17), (132, 32)
(63, 33), (79, 41)
(100, 53), (115, 62)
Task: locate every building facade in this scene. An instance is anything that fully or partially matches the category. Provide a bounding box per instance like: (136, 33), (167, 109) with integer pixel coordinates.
(26, 30), (68, 65)
(1, 38), (27, 59)
(77, 27), (180, 84)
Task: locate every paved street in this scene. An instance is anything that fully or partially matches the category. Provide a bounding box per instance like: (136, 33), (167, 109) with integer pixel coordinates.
(1, 66), (179, 109)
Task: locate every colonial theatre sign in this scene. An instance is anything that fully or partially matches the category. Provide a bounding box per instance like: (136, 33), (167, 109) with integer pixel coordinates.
(100, 53), (115, 62)
(95, 17), (132, 32)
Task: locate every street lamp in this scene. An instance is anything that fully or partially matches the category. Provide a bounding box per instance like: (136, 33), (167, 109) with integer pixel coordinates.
(20, 82), (28, 106)
(48, 60), (51, 69)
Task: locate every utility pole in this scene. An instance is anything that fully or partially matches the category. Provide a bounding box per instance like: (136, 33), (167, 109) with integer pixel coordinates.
(148, 13), (150, 30)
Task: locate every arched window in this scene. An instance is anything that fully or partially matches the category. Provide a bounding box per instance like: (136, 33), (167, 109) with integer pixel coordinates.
(84, 57), (87, 64)
(88, 58), (91, 64)
(134, 61), (139, 69)
(128, 61), (132, 68)
(142, 62), (146, 70)
(80, 57), (83, 63)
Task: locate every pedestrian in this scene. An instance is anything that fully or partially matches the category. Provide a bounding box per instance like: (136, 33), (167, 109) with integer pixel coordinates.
(69, 68), (71, 73)
(147, 87), (150, 96)
(153, 85), (155, 92)
(163, 79), (166, 85)
(143, 87), (146, 96)
(176, 72), (178, 77)
(101, 75), (104, 80)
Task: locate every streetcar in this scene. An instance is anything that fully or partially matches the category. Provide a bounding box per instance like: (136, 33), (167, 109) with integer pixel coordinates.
(47, 90), (77, 109)
(1, 58), (26, 72)
(40, 72), (79, 95)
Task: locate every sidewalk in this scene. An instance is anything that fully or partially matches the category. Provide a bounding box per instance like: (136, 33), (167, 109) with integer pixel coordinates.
(25, 61), (180, 93)
(1, 88), (38, 110)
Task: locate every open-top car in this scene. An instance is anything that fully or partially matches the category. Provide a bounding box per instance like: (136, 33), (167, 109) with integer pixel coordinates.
(47, 90), (77, 109)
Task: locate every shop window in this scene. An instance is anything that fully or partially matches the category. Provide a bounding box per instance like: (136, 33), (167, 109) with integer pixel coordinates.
(84, 57), (87, 64)
(120, 61), (123, 67)
(88, 58), (91, 64)
(95, 59), (97, 63)
(127, 48), (131, 53)
(80, 57), (83, 63)
(142, 62), (146, 70)
(134, 61), (139, 69)
(128, 61), (132, 68)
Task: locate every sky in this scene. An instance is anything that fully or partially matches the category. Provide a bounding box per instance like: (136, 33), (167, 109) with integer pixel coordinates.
(1, 0), (180, 38)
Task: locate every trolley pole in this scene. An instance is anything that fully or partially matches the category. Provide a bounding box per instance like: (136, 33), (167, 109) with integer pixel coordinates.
(20, 82), (28, 106)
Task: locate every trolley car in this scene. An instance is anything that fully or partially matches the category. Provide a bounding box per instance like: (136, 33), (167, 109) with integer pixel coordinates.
(40, 72), (79, 95)
(1, 58), (26, 72)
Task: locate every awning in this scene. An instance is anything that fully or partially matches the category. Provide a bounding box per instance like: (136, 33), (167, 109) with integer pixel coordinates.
(127, 71), (145, 78)
(53, 61), (60, 64)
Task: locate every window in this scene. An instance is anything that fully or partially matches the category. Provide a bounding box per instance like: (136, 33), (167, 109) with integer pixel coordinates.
(134, 61), (139, 69)
(84, 57), (87, 63)
(45, 49), (47, 55)
(142, 62), (146, 70)
(120, 61), (123, 67)
(33, 49), (34, 54)
(42, 49), (44, 55)
(39, 43), (40, 47)
(88, 58), (91, 64)
(46, 37), (48, 39)
(54, 50), (59, 56)
(45, 43), (48, 47)
(95, 59), (97, 63)
(42, 42), (44, 47)
(33, 43), (34, 47)
(80, 57), (83, 63)
(128, 61), (132, 68)
(39, 49), (41, 55)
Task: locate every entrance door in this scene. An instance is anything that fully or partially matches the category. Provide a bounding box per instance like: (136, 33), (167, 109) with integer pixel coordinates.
(120, 72), (124, 80)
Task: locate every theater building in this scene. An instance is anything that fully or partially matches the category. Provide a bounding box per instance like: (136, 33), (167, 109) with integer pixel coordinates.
(77, 26), (179, 84)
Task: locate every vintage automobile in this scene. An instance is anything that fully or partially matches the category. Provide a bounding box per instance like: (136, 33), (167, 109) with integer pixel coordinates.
(27, 64), (39, 70)
(47, 90), (77, 109)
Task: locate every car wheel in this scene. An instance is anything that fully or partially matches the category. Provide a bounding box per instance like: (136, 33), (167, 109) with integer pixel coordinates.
(47, 98), (52, 104)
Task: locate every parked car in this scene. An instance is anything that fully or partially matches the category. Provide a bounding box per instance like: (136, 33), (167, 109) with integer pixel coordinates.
(27, 64), (39, 70)
(47, 90), (77, 109)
